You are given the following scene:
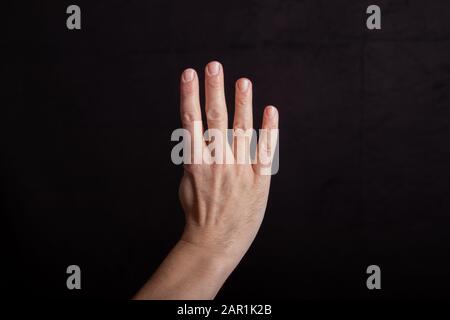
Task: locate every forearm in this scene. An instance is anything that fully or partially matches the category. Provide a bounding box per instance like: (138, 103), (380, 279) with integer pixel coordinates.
(133, 239), (239, 300)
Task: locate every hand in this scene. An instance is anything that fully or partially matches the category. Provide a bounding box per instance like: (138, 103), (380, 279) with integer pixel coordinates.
(179, 61), (279, 263)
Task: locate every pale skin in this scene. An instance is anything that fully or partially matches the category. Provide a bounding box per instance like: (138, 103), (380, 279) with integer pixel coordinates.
(133, 61), (279, 300)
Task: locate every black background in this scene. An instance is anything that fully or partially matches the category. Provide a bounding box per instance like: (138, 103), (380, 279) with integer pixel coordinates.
(3, 0), (450, 299)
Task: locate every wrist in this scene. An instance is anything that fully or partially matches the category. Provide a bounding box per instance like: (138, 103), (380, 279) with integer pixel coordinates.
(177, 235), (242, 276)
(181, 224), (250, 259)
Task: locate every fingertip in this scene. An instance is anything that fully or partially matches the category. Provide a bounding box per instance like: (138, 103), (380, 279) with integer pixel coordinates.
(236, 78), (251, 93)
(206, 61), (222, 76)
(261, 106), (278, 131)
(265, 105), (278, 119)
(181, 68), (196, 83)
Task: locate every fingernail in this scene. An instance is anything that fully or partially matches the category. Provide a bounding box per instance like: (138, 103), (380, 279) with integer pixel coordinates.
(238, 79), (250, 92)
(267, 106), (277, 118)
(182, 69), (195, 82)
(207, 61), (220, 76)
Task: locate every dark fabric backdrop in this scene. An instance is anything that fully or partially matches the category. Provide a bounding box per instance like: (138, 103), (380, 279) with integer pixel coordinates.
(3, 0), (450, 299)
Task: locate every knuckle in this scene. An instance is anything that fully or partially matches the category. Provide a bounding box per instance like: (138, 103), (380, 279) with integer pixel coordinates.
(207, 78), (222, 89)
(184, 163), (201, 174)
(207, 107), (225, 122)
(260, 141), (272, 154)
(233, 122), (249, 131)
(181, 82), (196, 95)
(235, 95), (248, 107)
(181, 111), (196, 124)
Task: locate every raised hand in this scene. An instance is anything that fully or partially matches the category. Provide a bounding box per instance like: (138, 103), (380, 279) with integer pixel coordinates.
(134, 61), (278, 300)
